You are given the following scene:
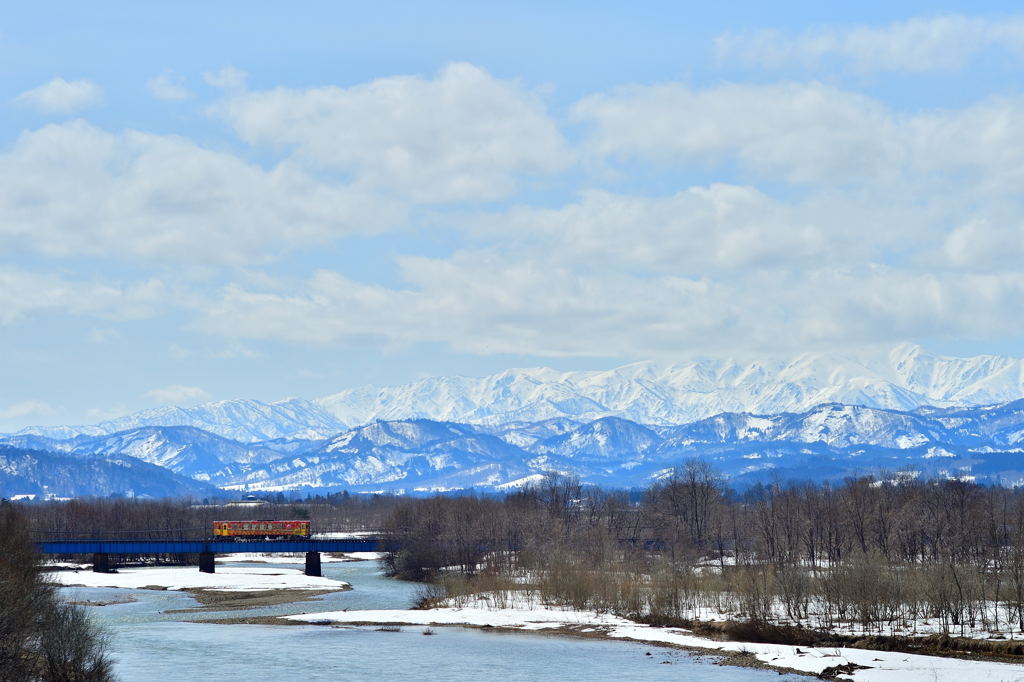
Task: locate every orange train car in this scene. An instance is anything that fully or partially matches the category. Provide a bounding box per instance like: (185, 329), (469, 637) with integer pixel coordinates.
(212, 520), (311, 540)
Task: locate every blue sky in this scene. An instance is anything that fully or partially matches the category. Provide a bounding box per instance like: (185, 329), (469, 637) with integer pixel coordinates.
(4, 2), (1024, 429)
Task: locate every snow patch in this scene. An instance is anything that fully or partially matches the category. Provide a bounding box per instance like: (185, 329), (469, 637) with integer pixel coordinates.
(48, 565), (348, 592)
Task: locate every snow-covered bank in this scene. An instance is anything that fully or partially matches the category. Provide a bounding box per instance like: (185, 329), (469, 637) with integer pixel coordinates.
(285, 595), (1024, 681)
(341, 552), (386, 561)
(49, 565), (349, 592)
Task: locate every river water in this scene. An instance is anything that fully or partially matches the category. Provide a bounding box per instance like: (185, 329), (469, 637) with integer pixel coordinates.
(62, 560), (806, 681)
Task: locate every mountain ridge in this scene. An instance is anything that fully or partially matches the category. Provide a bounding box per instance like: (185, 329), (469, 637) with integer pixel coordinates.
(12, 345), (1024, 443)
(6, 397), (1024, 497)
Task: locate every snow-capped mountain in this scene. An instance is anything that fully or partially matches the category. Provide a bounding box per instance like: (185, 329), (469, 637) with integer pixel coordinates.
(15, 398), (345, 443)
(232, 420), (541, 492)
(316, 345), (1024, 427)
(9, 398), (1024, 495)
(660, 404), (953, 450)
(1, 426), (293, 484)
(11, 345), (1024, 443)
(0, 445), (219, 499)
(483, 418), (582, 449)
(533, 417), (660, 460)
(190, 399), (1024, 491)
(6, 344), (1024, 496)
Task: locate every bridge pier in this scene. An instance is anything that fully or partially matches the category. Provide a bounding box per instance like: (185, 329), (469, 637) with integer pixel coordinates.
(304, 551), (321, 577)
(91, 553), (111, 573)
(199, 551), (215, 574)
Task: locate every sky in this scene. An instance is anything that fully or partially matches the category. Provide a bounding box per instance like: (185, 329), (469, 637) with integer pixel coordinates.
(4, 1), (1024, 429)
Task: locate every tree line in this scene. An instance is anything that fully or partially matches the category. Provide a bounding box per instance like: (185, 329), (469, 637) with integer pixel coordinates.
(382, 464), (1024, 643)
(23, 493), (399, 541)
(0, 501), (111, 680)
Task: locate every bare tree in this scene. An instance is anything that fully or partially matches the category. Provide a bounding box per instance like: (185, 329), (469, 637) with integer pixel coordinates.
(0, 501), (112, 681)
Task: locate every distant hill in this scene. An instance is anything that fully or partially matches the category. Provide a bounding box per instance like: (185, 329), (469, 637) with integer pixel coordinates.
(0, 445), (220, 499)
(5, 398), (1024, 495)
(15, 398), (345, 443)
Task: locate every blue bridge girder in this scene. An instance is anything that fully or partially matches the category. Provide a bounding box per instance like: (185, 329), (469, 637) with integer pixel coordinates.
(36, 538), (385, 555)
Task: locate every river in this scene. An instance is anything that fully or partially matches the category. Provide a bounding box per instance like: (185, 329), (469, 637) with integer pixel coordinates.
(62, 559), (808, 681)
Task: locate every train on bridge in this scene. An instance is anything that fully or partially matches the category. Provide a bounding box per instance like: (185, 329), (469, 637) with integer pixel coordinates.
(211, 519), (311, 540)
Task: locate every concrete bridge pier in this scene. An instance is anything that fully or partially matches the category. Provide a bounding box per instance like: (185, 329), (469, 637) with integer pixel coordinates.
(199, 551), (215, 574)
(91, 553), (111, 573)
(305, 551), (321, 577)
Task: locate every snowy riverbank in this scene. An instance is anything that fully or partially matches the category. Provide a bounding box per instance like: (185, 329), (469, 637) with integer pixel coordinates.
(48, 565), (349, 592)
(284, 593), (1024, 681)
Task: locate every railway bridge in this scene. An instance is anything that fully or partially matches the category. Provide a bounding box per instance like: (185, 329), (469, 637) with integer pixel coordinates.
(35, 538), (386, 577)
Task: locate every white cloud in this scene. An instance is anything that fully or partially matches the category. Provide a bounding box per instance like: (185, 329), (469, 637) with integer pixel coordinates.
(574, 82), (896, 184)
(147, 70), (193, 100)
(203, 66), (248, 90)
(191, 258), (1024, 358)
(0, 121), (402, 263)
(0, 267), (165, 325)
(715, 15), (1024, 72)
(7, 64), (1024, 364)
(573, 82), (1024, 192)
(186, 158), (1024, 359)
(941, 218), (1024, 270)
(14, 77), (102, 114)
(168, 344), (193, 360)
(211, 342), (259, 359)
(166, 342), (259, 360)
(483, 185), (848, 273)
(144, 385), (210, 405)
(86, 406), (129, 421)
(87, 327), (120, 344)
(215, 62), (570, 202)
(196, 273), (410, 348)
(0, 400), (57, 420)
